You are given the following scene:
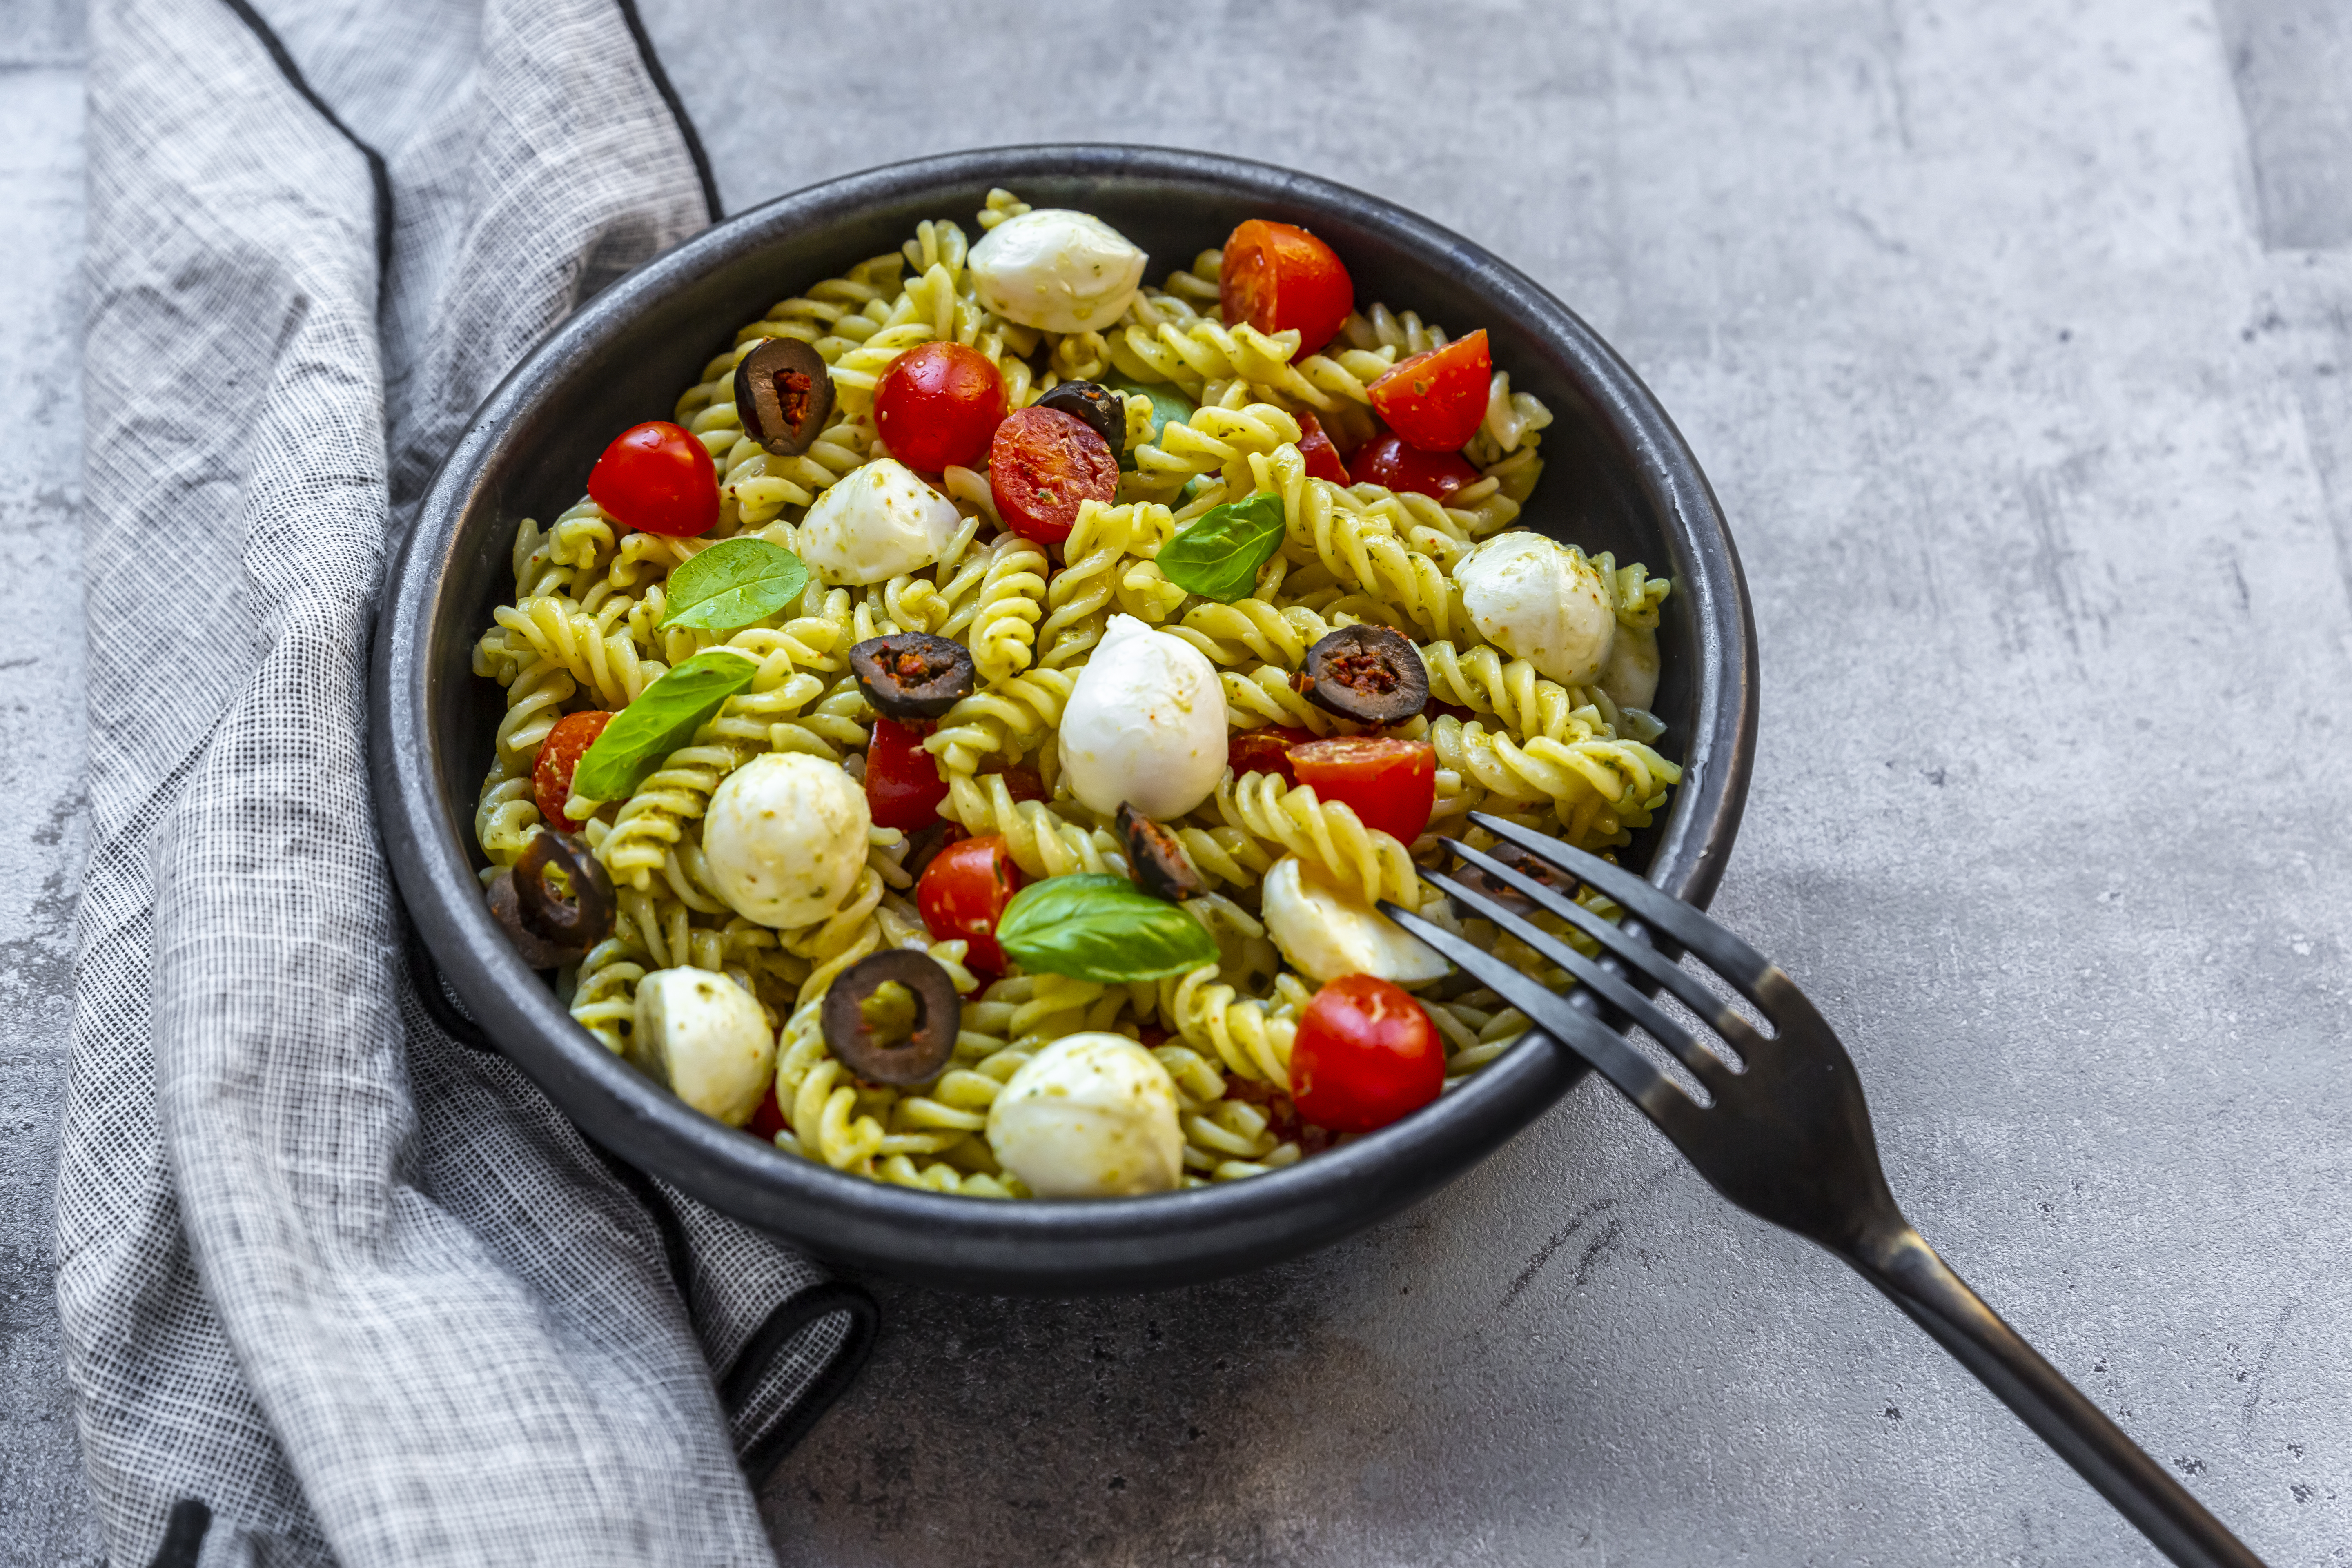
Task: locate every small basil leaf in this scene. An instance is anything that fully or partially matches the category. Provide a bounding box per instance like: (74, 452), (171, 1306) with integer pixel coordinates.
(1154, 491), (1286, 603)
(571, 648), (760, 801)
(995, 873), (1220, 983)
(660, 537), (810, 632)
(1101, 375), (1196, 472)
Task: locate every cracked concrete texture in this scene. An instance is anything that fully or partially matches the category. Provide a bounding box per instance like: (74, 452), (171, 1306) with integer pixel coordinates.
(5, 1), (2350, 1565)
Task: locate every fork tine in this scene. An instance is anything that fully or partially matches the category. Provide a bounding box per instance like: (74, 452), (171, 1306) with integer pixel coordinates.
(1440, 838), (1771, 1065)
(1467, 813), (1775, 993)
(1378, 899), (1697, 1126)
(1422, 867), (1736, 1092)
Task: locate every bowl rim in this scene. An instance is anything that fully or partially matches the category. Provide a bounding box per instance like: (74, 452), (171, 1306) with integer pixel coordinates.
(370, 143), (1758, 1294)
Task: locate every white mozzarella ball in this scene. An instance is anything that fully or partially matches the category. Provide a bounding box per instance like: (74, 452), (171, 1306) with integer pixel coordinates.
(1261, 856), (1448, 986)
(632, 968), (776, 1127)
(986, 1032), (1183, 1198)
(1599, 621), (1659, 713)
(702, 753), (870, 927)
(968, 209), (1147, 334)
(1058, 614), (1227, 820)
(796, 457), (962, 586)
(1456, 531), (1619, 688)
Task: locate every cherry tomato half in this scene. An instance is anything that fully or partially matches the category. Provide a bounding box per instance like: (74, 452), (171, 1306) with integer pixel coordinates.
(918, 834), (1026, 976)
(1291, 735), (1436, 846)
(989, 405), (1119, 548)
(874, 342), (1008, 472)
(1294, 411), (1351, 486)
(587, 422), (721, 537)
(1229, 724), (1316, 787)
(864, 717), (950, 832)
(1368, 330), (1492, 452)
(534, 710), (614, 830)
(1350, 431), (1481, 502)
(1221, 220), (1354, 356)
(1290, 974), (1442, 1135)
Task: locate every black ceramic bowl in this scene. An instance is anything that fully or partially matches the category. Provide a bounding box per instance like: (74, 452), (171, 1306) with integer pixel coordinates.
(371, 145), (1757, 1294)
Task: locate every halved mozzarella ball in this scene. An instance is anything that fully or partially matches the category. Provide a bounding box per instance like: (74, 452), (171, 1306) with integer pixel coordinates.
(1599, 621), (1659, 713)
(1261, 856), (1448, 986)
(969, 210), (1147, 334)
(1058, 614), (1227, 819)
(796, 457), (962, 586)
(703, 753), (870, 927)
(986, 1032), (1183, 1198)
(632, 967), (776, 1126)
(1456, 531), (1618, 688)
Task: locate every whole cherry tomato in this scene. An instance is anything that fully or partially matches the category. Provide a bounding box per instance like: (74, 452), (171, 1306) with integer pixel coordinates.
(864, 717), (950, 832)
(918, 834), (1026, 976)
(1290, 974), (1443, 1135)
(1294, 411), (1351, 486)
(587, 422), (721, 537)
(1228, 724), (1316, 787)
(1291, 735), (1436, 846)
(1367, 330), (1492, 452)
(874, 342), (1008, 471)
(1220, 220), (1353, 355)
(989, 405), (1119, 548)
(1350, 431), (1481, 502)
(533, 710), (613, 829)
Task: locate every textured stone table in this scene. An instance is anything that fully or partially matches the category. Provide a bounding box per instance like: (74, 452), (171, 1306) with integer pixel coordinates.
(6, 2), (2350, 1564)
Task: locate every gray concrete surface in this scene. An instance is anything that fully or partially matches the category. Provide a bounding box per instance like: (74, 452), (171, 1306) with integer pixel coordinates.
(5, 1), (2351, 1564)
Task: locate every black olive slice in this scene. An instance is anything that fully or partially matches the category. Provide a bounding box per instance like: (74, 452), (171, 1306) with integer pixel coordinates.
(849, 632), (975, 720)
(1035, 379), (1127, 456)
(1448, 840), (1579, 920)
(1295, 625), (1430, 725)
(733, 336), (835, 457)
(1118, 802), (1205, 902)
(821, 949), (962, 1086)
(512, 830), (616, 951)
(487, 869), (588, 969)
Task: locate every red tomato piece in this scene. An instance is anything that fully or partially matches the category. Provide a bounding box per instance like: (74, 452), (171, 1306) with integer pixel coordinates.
(533, 710), (613, 830)
(587, 421), (721, 537)
(917, 835), (1026, 976)
(1227, 724), (1316, 787)
(864, 717), (950, 832)
(1290, 974), (1443, 1135)
(1291, 735), (1437, 846)
(748, 1084), (788, 1141)
(1294, 411), (1351, 486)
(1220, 220), (1354, 356)
(989, 406), (1119, 548)
(1367, 330), (1492, 452)
(1349, 431), (1481, 502)
(874, 342), (1009, 471)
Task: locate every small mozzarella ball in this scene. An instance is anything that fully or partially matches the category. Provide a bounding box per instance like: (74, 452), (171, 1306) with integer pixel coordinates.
(1059, 614), (1227, 819)
(969, 210), (1147, 334)
(1456, 531), (1619, 688)
(796, 457), (961, 586)
(1599, 621), (1659, 712)
(987, 1032), (1183, 1198)
(703, 753), (870, 927)
(1261, 856), (1448, 986)
(632, 968), (776, 1127)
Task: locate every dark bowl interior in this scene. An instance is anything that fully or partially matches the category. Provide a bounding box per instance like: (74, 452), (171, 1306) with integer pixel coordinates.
(371, 145), (1757, 1294)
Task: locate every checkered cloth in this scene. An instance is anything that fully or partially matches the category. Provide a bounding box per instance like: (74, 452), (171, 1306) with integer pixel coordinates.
(55, 0), (873, 1562)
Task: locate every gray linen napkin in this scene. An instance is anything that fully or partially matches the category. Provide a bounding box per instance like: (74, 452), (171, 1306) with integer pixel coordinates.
(54, 0), (874, 1562)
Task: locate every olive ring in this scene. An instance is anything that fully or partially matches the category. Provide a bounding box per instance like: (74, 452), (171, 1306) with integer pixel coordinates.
(513, 830), (617, 949)
(820, 949), (963, 1086)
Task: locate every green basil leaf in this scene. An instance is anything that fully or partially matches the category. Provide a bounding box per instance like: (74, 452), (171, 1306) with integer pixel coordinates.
(1101, 375), (1196, 472)
(1154, 490), (1286, 603)
(995, 873), (1220, 983)
(571, 648), (760, 801)
(659, 537), (809, 632)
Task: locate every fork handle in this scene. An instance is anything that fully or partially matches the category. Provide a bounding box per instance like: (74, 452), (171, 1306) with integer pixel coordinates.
(1842, 1223), (2266, 1568)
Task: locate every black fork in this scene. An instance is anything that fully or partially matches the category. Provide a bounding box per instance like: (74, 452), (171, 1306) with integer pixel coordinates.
(1380, 811), (2267, 1568)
